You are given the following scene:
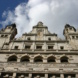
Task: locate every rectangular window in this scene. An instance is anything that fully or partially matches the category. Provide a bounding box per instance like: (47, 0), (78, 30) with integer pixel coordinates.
(48, 38), (51, 41)
(76, 36), (78, 39)
(36, 46), (42, 49)
(16, 73), (29, 78)
(64, 74), (75, 78)
(5, 35), (8, 37)
(60, 46), (64, 50)
(1, 35), (4, 37)
(27, 37), (31, 40)
(25, 46), (30, 49)
(32, 74), (44, 78)
(48, 74), (60, 78)
(56, 74), (60, 78)
(14, 46), (18, 49)
(1, 73), (13, 78)
(48, 46), (53, 49)
(72, 36), (75, 39)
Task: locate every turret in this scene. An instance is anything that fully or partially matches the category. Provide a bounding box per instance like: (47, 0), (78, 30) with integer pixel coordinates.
(63, 24), (76, 40)
(63, 24), (78, 49)
(0, 24), (17, 49)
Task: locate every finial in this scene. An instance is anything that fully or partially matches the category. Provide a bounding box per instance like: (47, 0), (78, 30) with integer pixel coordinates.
(37, 21), (43, 27)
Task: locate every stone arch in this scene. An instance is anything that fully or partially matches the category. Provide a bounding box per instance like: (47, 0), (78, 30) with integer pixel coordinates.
(47, 56), (56, 62)
(21, 55), (30, 62)
(34, 56), (43, 62)
(8, 55), (17, 62)
(47, 54), (55, 58)
(60, 56), (68, 63)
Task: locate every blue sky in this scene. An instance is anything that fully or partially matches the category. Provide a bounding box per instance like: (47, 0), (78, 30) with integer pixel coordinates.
(0, 0), (28, 28)
(0, 0), (78, 38)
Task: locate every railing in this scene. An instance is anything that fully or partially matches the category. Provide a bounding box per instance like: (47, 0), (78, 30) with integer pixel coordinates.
(0, 62), (78, 68)
(0, 62), (78, 74)
(0, 49), (78, 53)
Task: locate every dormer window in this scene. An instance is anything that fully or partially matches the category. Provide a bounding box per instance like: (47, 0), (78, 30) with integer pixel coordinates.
(14, 46), (18, 49)
(72, 36), (75, 39)
(5, 35), (8, 37)
(25, 46), (30, 49)
(60, 46), (64, 50)
(1, 35), (8, 37)
(76, 36), (78, 39)
(36, 46), (42, 49)
(1, 35), (4, 37)
(48, 38), (51, 41)
(27, 37), (31, 40)
(48, 46), (53, 49)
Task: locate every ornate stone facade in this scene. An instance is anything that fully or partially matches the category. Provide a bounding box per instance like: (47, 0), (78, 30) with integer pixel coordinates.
(0, 22), (78, 78)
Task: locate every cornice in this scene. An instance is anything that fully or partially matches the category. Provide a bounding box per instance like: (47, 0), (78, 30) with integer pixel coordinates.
(0, 50), (78, 54)
(11, 40), (68, 43)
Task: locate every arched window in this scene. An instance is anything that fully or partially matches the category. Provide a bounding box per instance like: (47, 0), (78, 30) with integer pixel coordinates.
(21, 56), (30, 62)
(8, 55), (17, 62)
(34, 56), (43, 62)
(60, 56), (68, 63)
(47, 56), (56, 62)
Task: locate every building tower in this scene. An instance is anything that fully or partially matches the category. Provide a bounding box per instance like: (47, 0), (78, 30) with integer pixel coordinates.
(0, 24), (17, 49)
(63, 24), (78, 49)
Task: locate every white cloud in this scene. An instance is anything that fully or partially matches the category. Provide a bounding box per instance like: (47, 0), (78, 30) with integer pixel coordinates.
(0, 0), (78, 38)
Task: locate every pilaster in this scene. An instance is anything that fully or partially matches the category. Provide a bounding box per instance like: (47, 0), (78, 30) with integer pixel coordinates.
(12, 73), (16, 78)
(29, 73), (32, 78)
(76, 74), (78, 78)
(45, 74), (48, 78)
(60, 74), (64, 78)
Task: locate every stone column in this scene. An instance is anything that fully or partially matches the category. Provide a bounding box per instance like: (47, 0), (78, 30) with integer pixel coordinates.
(60, 74), (64, 78)
(17, 58), (20, 62)
(45, 74), (48, 78)
(56, 58), (60, 63)
(0, 73), (1, 77)
(43, 58), (47, 63)
(76, 74), (78, 78)
(52, 75), (55, 78)
(68, 75), (71, 78)
(12, 73), (16, 78)
(29, 73), (32, 78)
(30, 58), (34, 63)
